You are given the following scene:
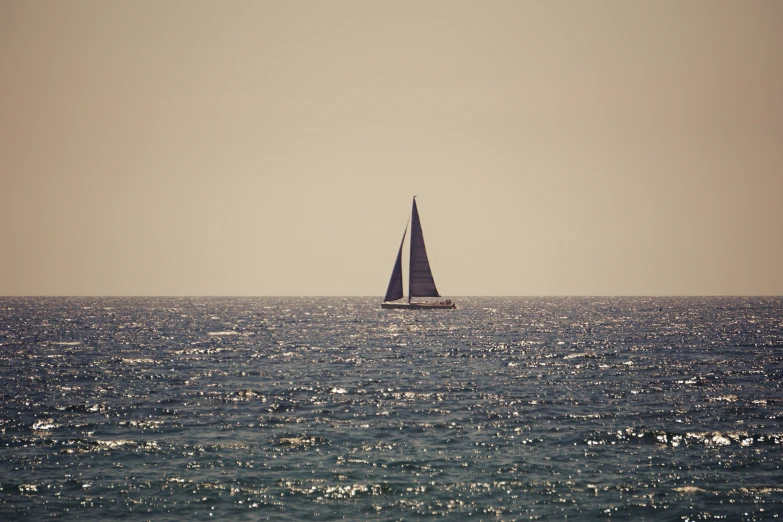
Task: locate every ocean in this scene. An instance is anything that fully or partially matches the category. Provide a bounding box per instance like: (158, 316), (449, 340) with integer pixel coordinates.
(0, 296), (781, 520)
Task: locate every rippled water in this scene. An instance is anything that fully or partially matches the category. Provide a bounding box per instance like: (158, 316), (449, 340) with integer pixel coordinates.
(1, 296), (782, 520)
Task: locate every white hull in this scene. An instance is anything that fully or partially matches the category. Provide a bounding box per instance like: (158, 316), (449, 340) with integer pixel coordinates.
(381, 301), (456, 310)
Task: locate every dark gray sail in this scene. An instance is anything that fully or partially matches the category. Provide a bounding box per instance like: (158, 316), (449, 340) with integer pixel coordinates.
(409, 198), (440, 298)
(383, 227), (406, 302)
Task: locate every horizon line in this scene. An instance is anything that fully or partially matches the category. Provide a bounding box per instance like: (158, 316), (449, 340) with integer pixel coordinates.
(1, 295), (781, 299)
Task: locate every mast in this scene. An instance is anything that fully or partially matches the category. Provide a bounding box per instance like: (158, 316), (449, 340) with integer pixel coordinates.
(408, 197), (440, 300)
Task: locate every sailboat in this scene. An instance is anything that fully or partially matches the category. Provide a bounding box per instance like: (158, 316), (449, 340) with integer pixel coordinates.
(381, 197), (456, 310)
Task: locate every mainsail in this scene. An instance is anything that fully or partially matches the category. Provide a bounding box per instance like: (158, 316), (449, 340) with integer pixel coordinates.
(383, 227), (406, 303)
(409, 198), (440, 298)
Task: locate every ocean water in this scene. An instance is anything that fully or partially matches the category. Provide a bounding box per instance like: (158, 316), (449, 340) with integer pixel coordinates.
(0, 296), (781, 521)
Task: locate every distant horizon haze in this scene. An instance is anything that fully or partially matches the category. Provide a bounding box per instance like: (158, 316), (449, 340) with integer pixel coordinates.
(2, 1), (782, 296)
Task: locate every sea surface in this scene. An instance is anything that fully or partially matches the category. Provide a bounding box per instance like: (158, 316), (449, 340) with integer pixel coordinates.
(1, 297), (782, 520)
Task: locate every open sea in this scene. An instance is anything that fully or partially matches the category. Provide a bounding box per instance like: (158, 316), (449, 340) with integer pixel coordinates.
(1, 296), (782, 520)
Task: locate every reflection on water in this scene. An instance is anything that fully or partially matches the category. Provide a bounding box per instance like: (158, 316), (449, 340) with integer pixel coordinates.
(1, 296), (781, 520)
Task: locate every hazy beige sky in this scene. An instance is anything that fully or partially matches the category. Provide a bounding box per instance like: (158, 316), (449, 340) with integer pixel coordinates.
(2, 1), (782, 296)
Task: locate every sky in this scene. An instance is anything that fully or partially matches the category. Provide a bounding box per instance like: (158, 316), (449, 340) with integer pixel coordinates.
(1, 0), (782, 296)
